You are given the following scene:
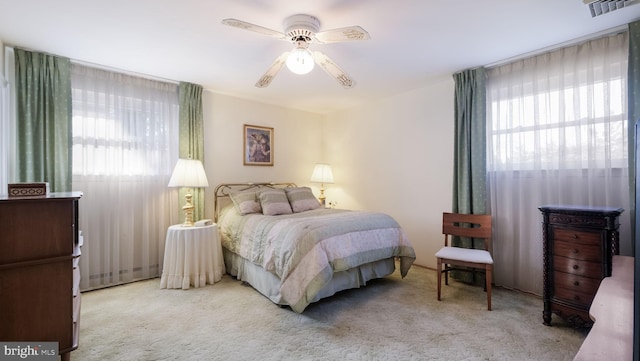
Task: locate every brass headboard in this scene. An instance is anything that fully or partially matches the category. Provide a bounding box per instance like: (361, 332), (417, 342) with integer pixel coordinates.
(214, 182), (297, 222)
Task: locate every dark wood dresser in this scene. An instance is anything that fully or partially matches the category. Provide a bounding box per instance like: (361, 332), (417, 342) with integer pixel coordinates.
(0, 192), (83, 361)
(539, 205), (623, 327)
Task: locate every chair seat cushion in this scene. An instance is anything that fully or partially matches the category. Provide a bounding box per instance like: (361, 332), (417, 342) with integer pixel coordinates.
(435, 246), (493, 264)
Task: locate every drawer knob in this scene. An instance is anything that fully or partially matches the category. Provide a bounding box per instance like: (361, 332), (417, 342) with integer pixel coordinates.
(574, 281), (580, 286)
(572, 234), (578, 239)
(572, 249), (579, 254)
(572, 265), (579, 270)
(574, 295), (580, 300)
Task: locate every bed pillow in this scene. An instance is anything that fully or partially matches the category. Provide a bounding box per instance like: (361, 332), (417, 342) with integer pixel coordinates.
(230, 191), (262, 215)
(285, 187), (321, 213)
(259, 189), (293, 216)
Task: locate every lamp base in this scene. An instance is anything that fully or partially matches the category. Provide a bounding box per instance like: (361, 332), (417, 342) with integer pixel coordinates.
(181, 192), (195, 227)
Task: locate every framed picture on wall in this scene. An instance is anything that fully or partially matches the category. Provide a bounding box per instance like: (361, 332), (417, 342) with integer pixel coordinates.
(244, 124), (274, 166)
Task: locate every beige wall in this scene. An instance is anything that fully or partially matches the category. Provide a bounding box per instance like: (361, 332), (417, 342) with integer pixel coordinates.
(323, 76), (455, 268)
(201, 92), (325, 219)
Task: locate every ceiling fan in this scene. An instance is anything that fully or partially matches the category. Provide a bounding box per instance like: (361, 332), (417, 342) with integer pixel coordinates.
(221, 14), (370, 89)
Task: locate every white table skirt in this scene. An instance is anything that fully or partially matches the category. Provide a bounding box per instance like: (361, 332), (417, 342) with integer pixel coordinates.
(160, 224), (224, 289)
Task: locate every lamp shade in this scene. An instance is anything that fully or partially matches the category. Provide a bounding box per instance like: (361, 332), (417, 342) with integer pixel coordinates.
(168, 159), (209, 188)
(286, 47), (315, 75)
(310, 163), (334, 184)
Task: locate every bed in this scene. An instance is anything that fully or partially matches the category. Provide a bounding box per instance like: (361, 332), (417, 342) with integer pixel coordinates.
(214, 182), (416, 313)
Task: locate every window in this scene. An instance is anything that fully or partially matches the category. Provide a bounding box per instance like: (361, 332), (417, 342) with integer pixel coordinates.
(71, 64), (180, 290)
(485, 31), (630, 295)
(71, 67), (178, 176)
(490, 79), (627, 171)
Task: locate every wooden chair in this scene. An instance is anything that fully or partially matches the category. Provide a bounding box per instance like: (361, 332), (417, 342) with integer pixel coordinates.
(435, 212), (493, 310)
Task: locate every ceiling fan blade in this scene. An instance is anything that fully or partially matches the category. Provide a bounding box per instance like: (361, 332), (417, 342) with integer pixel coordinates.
(255, 52), (290, 88)
(312, 52), (356, 89)
(221, 18), (286, 40)
(314, 26), (370, 43)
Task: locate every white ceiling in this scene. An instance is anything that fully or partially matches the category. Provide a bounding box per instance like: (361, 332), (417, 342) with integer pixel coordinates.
(1, 0), (639, 114)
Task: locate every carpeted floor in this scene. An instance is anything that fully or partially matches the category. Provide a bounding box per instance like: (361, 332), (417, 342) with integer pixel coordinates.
(74, 264), (587, 361)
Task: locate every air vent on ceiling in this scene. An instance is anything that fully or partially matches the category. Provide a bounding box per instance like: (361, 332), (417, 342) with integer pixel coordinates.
(583, 0), (639, 17)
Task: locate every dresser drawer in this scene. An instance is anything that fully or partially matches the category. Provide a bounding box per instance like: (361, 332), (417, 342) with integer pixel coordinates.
(547, 212), (608, 228)
(553, 239), (602, 262)
(554, 271), (601, 295)
(73, 292), (81, 323)
(554, 284), (596, 305)
(553, 255), (602, 278)
(72, 266), (81, 297)
(552, 227), (601, 245)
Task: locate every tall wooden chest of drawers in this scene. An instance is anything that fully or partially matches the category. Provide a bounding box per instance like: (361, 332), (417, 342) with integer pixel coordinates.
(539, 205), (623, 327)
(0, 192), (83, 361)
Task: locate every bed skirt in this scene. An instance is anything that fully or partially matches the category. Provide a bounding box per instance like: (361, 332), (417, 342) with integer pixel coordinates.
(222, 248), (397, 307)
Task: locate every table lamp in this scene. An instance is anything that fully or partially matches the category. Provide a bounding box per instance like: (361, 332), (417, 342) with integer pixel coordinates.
(310, 163), (334, 206)
(168, 159), (209, 227)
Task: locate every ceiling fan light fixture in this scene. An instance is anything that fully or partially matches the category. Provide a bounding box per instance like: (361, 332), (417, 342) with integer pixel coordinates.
(222, 14), (368, 87)
(286, 47), (314, 75)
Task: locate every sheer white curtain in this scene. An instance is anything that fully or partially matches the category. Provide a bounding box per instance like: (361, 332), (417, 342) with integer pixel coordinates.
(486, 32), (630, 295)
(71, 64), (180, 290)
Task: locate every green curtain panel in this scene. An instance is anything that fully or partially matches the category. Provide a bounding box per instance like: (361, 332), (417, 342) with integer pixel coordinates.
(14, 49), (72, 192)
(178, 82), (206, 221)
(451, 68), (487, 284)
(628, 20), (640, 254)
(453, 68), (487, 217)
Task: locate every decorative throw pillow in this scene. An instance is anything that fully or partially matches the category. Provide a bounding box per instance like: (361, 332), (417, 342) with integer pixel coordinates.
(259, 189), (293, 216)
(285, 187), (321, 213)
(229, 191), (262, 215)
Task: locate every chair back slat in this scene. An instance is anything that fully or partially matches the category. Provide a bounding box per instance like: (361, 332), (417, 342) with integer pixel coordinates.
(442, 212), (492, 240)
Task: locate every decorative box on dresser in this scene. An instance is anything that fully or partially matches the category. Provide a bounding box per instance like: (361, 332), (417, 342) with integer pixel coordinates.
(0, 192), (83, 361)
(539, 205), (623, 328)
